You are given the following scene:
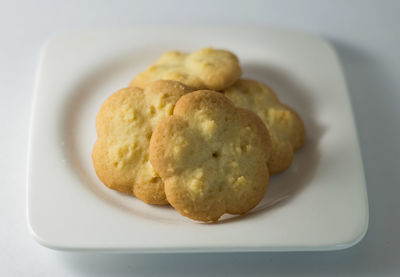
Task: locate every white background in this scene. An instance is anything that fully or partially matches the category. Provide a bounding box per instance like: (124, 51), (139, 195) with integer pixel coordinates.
(1, 0), (399, 276)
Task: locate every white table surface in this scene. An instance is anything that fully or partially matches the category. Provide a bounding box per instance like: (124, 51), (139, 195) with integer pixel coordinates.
(1, 0), (399, 276)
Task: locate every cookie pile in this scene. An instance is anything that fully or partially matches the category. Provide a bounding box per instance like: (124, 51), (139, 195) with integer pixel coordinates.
(92, 47), (305, 222)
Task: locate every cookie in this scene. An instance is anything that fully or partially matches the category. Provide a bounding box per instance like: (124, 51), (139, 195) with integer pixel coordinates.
(149, 90), (271, 222)
(130, 47), (242, 91)
(222, 79), (305, 174)
(92, 80), (193, 204)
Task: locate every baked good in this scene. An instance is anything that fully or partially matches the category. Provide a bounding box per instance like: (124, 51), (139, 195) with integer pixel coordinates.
(222, 79), (305, 174)
(130, 47), (241, 91)
(149, 90), (271, 221)
(92, 80), (193, 204)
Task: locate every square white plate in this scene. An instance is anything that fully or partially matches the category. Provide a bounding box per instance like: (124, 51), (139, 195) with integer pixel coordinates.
(27, 26), (368, 252)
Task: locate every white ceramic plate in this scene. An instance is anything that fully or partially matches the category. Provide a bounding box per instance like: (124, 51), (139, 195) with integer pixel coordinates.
(27, 26), (368, 252)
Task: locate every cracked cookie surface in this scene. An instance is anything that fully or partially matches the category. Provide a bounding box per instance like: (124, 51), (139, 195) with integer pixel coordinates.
(130, 47), (242, 91)
(150, 90), (271, 221)
(223, 79), (306, 174)
(92, 80), (193, 204)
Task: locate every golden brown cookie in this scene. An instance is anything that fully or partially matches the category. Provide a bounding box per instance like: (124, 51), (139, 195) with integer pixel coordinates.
(149, 90), (271, 222)
(222, 79), (306, 174)
(130, 47), (242, 91)
(92, 80), (194, 204)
